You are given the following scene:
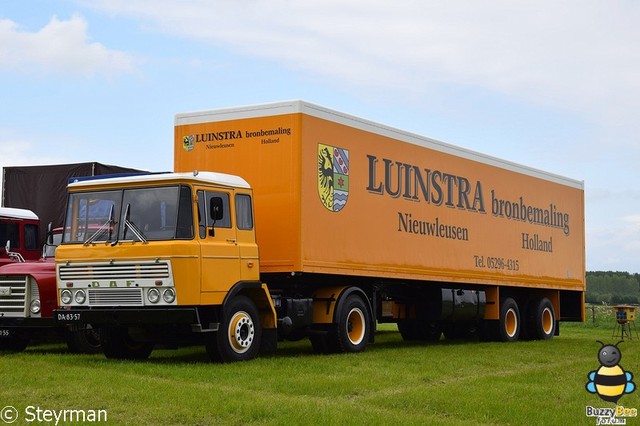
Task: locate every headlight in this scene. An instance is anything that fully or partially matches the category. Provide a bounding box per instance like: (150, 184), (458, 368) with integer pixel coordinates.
(30, 299), (41, 314)
(60, 289), (72, 305)
(163, 288), (176, 304)
(74, 289), (86, 304)
(147, 288), (160, 304)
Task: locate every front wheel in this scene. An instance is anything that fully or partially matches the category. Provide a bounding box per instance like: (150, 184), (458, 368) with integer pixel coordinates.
(66, 324), (102, 354)
(0, 336), (29, 352)
(207, 295), (262, 362)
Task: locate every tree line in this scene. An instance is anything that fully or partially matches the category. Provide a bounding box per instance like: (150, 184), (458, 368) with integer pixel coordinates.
(586, 271), (640, 305)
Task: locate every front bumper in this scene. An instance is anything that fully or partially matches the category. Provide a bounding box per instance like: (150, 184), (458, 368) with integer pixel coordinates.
(0, 317), (57, 339)
(53, 307), (199, 327)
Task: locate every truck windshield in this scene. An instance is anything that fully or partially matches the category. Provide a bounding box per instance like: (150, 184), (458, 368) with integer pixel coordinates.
(63, 185), (193, 244)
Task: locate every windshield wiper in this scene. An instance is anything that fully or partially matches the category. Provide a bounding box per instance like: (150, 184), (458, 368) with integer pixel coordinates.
(120, 203), (148, 244)
(83, 205), (115, 246)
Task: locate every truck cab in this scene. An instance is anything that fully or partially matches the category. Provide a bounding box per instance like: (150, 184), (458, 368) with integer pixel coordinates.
(0, 207), (40, 267)
(54, 171), (276, 361)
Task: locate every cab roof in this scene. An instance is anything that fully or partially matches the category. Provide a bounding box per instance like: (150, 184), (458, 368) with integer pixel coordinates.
(0, 207), (39, 221)
(67, 171), (250, 189)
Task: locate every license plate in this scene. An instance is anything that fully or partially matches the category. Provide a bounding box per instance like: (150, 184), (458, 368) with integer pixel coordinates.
(0, 288), (10, 296)
(0, 329), (13, 338)
(56, 312), (82, 322)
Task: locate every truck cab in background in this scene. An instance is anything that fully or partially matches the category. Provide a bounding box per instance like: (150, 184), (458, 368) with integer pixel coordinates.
(0, 224), (101, 352)
(0, 207), (40, 266)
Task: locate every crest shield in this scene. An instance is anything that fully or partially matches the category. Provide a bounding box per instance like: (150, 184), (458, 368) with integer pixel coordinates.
(317, 144), (349, 212)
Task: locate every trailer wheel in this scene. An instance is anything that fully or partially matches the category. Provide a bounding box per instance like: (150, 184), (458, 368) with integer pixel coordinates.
(498, 298), (521, 342)
(207, 295), (262, 362)
(527, 298), (556, 340)
(100, 327), (154, 360)
(66, 324), (101, 354)
(334, 295), (371, 353)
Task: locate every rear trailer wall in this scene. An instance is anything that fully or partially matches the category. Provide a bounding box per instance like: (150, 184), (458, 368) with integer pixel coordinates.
(174, 101), (585, 297)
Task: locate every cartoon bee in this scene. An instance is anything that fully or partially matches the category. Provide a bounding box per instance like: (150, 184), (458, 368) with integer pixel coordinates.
(586, 340), (636, 404)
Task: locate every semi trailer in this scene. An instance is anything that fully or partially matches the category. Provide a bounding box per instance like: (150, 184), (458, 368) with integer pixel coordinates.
(54, 101), (585, 361)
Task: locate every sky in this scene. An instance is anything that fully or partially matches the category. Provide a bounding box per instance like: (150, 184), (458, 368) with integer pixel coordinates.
(0, 1), (639, 273)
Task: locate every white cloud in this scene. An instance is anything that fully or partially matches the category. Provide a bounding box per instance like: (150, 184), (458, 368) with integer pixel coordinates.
(85, 1), (640, 130)
(0, 139), (65, 167)
(0, 14), (137, 77)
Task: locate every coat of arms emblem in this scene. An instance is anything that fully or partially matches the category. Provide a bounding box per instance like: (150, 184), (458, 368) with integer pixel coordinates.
(317, 144), (349, 212)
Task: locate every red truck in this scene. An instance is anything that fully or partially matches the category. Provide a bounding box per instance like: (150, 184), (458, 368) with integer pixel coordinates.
(0, 219), (100, 352)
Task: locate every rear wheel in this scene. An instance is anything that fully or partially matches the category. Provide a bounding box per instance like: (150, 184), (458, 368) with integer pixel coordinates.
(206, 295), (262, 362)
(498, 298), (521, 342)
(311, 294), (372, 354)
(334, 295), (371, 353)
(100, 327), (154, 360)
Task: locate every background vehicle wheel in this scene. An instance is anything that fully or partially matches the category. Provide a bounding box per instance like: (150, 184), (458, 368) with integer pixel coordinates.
(526, 298), (556, 340)
(0, 336), (29, 351)
(334, 295), (371, 353)
(206, 295), (262, 362)
(498, 297), (521, 342)
(66, 324), (102, 354)
(100, 327), (154, 360)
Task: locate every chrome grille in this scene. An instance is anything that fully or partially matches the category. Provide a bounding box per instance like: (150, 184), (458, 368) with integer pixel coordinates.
(88, 288), (143, 306)
(0, 275), (27, 317)
(59, 262), (170, 281)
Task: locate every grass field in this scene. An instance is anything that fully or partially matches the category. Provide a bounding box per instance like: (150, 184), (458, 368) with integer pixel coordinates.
(1, 305), (638, 425)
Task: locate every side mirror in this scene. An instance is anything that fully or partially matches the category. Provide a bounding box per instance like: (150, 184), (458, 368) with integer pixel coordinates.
(46, 222), (54, 245)
(209, 197), (224, 221)
(208, 197), (224, 237)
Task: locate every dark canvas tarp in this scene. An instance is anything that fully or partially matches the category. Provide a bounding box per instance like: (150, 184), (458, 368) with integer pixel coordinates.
(2, 162), (146, 245)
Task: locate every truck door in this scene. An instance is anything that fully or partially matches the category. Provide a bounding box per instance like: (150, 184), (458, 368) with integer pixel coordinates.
(197, 190), (241, 294)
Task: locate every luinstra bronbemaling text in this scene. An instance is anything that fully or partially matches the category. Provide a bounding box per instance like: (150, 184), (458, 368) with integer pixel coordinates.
(366, 155), (571, 236)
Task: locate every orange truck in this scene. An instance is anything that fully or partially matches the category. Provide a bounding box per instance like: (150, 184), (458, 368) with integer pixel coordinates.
(54, 101), (585, 361)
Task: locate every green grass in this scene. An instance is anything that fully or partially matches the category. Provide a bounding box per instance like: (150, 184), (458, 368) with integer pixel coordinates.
(1, 307), (638, 425)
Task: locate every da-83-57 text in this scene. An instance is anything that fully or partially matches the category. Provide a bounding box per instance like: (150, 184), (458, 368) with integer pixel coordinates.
(56, 312), (82, 322)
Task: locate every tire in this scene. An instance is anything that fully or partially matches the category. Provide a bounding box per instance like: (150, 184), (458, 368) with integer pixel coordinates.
(527, 298), (556, 340)
(0, 337), (29, 351)
(206, 295), (262, 362)
(100, 327), (154, 360)
(498, 297), (521, 342)
(443, 323), (475, 340)
(397, 320), (442, 342)
(334, 295), (371, 353)
(66, 324), (102, 354)
(309, 332), (333, 354)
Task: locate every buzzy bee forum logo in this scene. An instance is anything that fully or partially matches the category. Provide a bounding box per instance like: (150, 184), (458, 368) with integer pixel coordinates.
(585, 341), (637, 424)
